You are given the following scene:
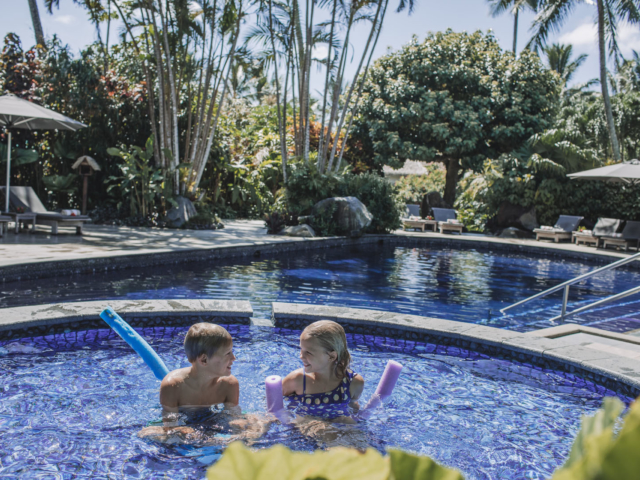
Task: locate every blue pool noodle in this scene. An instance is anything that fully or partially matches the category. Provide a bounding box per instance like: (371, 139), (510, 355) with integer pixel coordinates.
(99, 307), (170, 381)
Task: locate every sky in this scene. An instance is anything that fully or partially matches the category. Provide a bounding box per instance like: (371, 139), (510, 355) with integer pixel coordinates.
(3, 0), (640, 92)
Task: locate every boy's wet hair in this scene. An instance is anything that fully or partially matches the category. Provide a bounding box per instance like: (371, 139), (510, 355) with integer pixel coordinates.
(184, 323), (232, 362)
(302, 320), (351, 379)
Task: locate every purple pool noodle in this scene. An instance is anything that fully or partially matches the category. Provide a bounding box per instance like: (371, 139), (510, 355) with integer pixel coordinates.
(375, 360), (403, 398)
(265, 375), (284, 413)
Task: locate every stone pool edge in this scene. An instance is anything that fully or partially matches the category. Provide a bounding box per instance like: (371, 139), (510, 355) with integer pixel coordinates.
(0, 299), (253, 340)
(272, 303), (640, 399)
(2, 233), (637, 283)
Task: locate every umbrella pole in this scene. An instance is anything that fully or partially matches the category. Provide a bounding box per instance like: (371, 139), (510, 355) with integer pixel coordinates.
(5, 130), (10, 213)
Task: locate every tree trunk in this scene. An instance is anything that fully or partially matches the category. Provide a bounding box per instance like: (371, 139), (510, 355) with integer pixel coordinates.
(512, 8), (518, 54)
(597, 0), (621, 162)
(28, 0), (45, 47)
(443, 158), (459, 207)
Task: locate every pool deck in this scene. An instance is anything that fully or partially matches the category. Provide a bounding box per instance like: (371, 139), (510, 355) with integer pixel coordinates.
(1, 220), (635, 272)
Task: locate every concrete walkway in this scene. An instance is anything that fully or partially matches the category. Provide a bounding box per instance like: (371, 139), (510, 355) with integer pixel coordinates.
(1, 220), (634, 268)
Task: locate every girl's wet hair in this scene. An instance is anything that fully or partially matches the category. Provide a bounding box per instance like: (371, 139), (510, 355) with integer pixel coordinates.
(302, 320), (351, 379)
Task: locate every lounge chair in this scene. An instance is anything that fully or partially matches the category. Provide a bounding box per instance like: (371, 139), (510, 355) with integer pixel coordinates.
(0, 186), (91, 235)
(572, 218), (621, 247)
(432, 208), (463, 234)
(601, 220), (640, 251)
(402, 204), (437, 232)
(534, 215), (583, 243)
(0, 215), (10, 237)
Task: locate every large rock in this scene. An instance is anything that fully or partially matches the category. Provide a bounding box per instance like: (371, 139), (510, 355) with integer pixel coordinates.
(312, 197), (373, 235)
(489, 202), (539, 232)
(421, 191), (451, 218)
(166, 196), (197, 228)
(283, 224), (316, 237)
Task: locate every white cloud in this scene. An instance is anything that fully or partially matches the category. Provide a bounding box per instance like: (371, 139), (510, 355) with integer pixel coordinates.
(313, 45), (328, 60)
(617, 22), (640, 56)
(53, 15), (75, 25)
(559, 22), (596, 47)
(558, 20), (640, 57)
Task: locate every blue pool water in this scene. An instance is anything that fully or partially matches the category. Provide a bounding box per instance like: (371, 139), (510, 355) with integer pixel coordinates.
(0, 325), (629, 479)
(1, 245), (639, 331)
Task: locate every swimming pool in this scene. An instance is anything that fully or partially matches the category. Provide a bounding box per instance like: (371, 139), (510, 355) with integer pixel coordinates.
(1, 245), (639, 332)
(0, 324), (628, 479)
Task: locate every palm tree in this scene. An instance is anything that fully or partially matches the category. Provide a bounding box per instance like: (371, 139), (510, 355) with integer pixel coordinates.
(542, 43), (587, 86)
(488, 0), (539, 53)
(28, 0), (46, 47)
(528, 0), (640, 163)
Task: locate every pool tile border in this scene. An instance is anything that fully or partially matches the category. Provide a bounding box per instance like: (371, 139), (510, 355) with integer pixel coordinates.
(271, 303), (640, 398)
(0, 299), (253, 340)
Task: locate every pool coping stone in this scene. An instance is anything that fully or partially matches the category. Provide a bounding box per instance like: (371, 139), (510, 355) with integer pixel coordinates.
(0, 299), (253, 340)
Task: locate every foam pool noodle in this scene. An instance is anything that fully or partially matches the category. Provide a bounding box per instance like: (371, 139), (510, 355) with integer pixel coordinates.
(100, 307), (170, 381)
(265, 375), (292, 423)
(358, 360), (403, 420)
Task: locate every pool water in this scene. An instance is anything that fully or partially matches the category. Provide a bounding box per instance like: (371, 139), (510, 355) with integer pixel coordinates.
(0, 325), (630, 479)
(1, 246), (639, 331)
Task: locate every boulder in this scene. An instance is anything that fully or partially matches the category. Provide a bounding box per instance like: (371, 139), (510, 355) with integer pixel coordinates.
(421, 191), (451, 218)
(166, 196), (197, 228)
(312, 197), (373, 235)
(490, 202), (539, 232)
(283, 224), (316, 237)
(498, 227), (534, 239)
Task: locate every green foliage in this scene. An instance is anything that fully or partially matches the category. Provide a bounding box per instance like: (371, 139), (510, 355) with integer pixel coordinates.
(394, 164), (446, 205)
(552, 396), (640, 480)
(388, 449), (465, 480)
(354, 29), (560, 203)
(285, 165), (402, 234)
(107, 137), (164, 217)
(310, 202), (339, 237)
(42, 173), (77, 194)
(0, 144), (39, 167)
(206, 441), (463, 480)
(263, 210), (287, 234)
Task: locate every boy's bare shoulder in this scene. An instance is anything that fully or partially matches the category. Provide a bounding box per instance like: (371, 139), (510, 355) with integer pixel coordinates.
(218, 374), (239, 388)
(161, 367), (191, 389)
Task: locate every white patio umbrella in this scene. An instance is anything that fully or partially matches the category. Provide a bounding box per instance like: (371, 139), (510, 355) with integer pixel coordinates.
(0, 94), (86, 212)
(567, 159), (640, 185)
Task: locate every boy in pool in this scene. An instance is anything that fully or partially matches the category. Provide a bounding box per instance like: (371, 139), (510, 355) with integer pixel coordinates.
(160, 322), (238, 414)
(139, 323), (266, 444)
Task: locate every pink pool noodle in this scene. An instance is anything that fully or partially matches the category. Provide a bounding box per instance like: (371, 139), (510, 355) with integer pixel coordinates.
(358, 360), (403, 419)
(375, 360), (403, 398)
(265, 375), (284, 413)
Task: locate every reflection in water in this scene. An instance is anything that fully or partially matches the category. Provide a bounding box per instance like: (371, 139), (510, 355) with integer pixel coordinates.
(0, 245), (638, 331)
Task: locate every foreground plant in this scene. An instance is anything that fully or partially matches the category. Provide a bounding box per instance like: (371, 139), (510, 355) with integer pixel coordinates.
(206, 442), (464, 480)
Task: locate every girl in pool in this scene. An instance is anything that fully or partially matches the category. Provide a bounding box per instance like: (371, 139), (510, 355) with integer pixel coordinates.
(282, 320), (364, 424)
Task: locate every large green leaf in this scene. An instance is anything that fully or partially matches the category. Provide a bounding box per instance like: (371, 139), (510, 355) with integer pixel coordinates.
(0, 144), (39, 166)
(207, 442), (390, 480)
(388, 449), (464, 480)
(552, 396), (640, 480)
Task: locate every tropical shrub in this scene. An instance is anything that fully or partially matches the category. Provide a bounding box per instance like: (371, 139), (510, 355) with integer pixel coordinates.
(206, 441), (464, 480)
(107, 137), (165, 218)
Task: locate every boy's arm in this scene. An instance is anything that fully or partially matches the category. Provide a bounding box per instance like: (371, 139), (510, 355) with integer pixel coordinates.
(160, 377), (181, 424)
(223, 375), (240, 408)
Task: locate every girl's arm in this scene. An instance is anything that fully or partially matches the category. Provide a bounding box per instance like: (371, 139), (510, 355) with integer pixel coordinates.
(349, 374), (365, 410)
(282, 369), (304, 396)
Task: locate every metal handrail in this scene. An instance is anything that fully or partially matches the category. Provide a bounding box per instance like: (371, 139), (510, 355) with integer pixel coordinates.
(500, 251), (640, 319)
(548, 285), (640, 322)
